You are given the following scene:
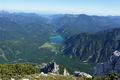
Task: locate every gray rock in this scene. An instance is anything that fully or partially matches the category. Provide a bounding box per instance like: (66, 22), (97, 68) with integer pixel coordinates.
(95, 50), (120, 76)
(52, 62), (59, 74)
(40, 62), (59, 74)
(74, 71), (92, 78)
(63, 68), (70, 76)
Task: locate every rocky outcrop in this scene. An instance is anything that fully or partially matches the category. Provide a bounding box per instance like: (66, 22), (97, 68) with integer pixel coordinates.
(63, 68), (70, 76)
(40, 62), (59, 74)
(95, 50), (120, 76)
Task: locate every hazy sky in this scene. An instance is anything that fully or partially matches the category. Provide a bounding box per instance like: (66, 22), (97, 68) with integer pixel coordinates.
(0, 0), (120, 15)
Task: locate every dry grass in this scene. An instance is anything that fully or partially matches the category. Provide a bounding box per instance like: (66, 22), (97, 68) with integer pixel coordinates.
(20, 74), (83, 80)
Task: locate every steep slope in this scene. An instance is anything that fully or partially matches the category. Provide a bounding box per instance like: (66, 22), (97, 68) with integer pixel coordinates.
(95, 50), (120, 76)
(63, 28), (120, 63)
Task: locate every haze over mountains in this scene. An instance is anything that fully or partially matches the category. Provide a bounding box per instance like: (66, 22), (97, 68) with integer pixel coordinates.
(0, 11), (120, 73)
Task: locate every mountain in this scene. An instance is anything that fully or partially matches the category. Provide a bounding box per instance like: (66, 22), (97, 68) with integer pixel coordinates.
(0, 11), (55, 42)
(51, 14), (120, 38)
(0, 11), (57, 63)
(1, 11), (120, 74)
(1, 12), (120, 41)
(63, 28), (120, 63)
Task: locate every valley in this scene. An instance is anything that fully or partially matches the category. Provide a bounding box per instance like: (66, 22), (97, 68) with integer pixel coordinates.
(0, 11), (120, 76)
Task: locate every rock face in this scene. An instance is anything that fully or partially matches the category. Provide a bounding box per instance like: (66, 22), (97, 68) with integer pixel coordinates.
(95, 50), (120, 76)
(63, 28), (120, 63)
(40, 62), (59, 74)
(52, 62), (59, 74)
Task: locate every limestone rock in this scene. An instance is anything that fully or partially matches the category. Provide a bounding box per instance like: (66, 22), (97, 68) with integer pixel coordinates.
(63, 68), (70, 76)
(74, 71), (92, 78)
(40, 62), (59, 74)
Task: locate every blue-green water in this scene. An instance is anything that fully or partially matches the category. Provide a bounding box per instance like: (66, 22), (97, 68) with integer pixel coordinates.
(50, 35), (64, 44)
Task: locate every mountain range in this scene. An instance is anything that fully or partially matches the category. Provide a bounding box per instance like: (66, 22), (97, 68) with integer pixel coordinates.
(0, 11), (120, 74)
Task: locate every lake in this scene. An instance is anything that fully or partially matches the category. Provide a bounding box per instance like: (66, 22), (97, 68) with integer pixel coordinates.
(50, 35), (64, 44)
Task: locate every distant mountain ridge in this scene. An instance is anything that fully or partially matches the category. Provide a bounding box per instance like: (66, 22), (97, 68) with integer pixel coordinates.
(51, 14), (120, 38)
(1, 11), (120, 39)
(0, 11), (55, 41)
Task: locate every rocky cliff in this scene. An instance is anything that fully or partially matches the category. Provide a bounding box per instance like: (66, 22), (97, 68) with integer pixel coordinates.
(63, 28), (120, 63)
(95, 50), (120, 76)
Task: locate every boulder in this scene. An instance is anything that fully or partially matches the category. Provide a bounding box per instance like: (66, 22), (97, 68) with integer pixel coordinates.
(11, 78), (15, 80)
(74, 71), (92, 78)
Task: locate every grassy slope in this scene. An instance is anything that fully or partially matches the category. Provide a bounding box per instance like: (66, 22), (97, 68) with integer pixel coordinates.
(0, 40), (94, 74)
